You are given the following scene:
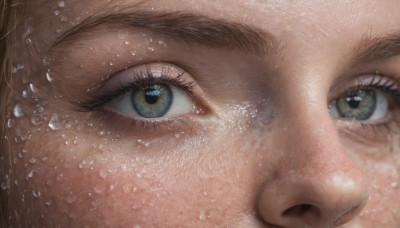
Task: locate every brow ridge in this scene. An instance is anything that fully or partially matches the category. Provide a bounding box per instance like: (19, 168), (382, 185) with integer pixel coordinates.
(53, 10), (278, 55)
(352, 32), (400, 65)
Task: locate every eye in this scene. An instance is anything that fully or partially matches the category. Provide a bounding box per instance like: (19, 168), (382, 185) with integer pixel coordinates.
(329, 89), (388, 121)
(107, 83), (193, 119)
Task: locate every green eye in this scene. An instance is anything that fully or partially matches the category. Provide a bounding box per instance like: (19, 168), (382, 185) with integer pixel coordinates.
(132, 84), (173, 118)
(329, 89), (388, 121)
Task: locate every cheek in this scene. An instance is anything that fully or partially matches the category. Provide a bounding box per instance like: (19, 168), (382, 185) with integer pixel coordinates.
(8, 127), (255, 227)
(358, 150), (400, 226)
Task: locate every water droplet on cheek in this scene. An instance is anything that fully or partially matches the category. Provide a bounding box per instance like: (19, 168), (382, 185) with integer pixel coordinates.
(46, 71), (54, 82)
(54, 10), (60, 16)
(7, 118), (15, 128)
(58, 0), (65, 7)
(48, 114), (64, 130)
(13, 104), (24, 118)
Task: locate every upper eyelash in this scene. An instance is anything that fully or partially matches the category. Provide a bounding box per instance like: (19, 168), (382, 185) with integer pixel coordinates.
(349, 74), (400, 106)
(73, 66), (196, 111)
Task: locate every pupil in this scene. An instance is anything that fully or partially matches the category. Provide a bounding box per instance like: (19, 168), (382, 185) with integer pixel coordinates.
(348, 99), (360, 109)
(145, 89), (160, 104)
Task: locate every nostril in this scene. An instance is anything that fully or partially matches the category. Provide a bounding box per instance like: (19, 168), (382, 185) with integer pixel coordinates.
(282, 204), (319, 217)
(334, 205), (362, 225)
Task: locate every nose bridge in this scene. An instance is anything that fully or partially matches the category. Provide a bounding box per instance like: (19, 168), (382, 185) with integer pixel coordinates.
(257, 87), (369, 227)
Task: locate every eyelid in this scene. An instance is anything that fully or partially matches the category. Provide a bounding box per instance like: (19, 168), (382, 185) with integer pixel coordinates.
(328, 73), (399, 103)
(74, 63), (205, 112)
(96, 63), (190, 97)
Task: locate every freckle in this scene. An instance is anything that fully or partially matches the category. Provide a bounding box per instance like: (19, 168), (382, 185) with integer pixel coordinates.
(93, 184), (106, 195)
(66, 195), (77, 204)
(99, 169), (108, 179)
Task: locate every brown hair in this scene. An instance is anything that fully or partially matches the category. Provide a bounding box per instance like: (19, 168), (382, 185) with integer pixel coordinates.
(0, 0), (19, 225)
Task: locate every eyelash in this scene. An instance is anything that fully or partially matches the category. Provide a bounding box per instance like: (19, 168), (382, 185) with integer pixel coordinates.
(340, 73), (400, 132)
(74, 67), (196, 112)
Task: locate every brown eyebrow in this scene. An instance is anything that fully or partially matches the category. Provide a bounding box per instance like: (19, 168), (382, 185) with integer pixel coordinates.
(352, 32), (400, 65)
(52, 10), (279, 56)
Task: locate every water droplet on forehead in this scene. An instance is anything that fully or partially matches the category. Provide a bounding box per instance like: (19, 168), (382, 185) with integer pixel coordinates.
(54, 10), (60, 16)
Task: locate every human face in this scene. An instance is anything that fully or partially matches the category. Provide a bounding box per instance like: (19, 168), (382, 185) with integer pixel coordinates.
(3, 0), (400, 227)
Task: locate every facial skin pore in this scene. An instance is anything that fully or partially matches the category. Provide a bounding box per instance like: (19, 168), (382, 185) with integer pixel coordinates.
(3, 0), (400, 227)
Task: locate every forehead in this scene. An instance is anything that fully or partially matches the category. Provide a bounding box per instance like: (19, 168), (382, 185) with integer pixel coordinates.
(21, 0), (400, 54)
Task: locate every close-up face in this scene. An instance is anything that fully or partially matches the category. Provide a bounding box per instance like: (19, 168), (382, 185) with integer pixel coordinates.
(1, 0), (400, 227)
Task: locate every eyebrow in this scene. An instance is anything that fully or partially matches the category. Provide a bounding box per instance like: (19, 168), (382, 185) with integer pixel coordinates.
(352, 32), (400, 65)
(52, 10), (278, 55)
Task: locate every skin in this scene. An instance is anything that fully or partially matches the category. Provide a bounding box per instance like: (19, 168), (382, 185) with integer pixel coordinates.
(3, 0), (400, 227)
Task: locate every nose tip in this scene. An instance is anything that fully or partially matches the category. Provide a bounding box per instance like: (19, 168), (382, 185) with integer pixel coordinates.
(258, 171), (369, 227)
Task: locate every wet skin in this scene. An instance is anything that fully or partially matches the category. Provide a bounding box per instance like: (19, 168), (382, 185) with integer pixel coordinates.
(3, 0), (400, 227)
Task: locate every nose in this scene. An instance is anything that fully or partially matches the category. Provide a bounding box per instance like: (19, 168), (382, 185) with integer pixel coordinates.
(257, 108), (369, 227)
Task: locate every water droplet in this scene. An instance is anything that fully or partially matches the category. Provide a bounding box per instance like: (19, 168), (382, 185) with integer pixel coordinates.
(99, 169), (108, 179)
(29, 158), (37, 164)
(124, 41), (130, 45)
(46, 71), (54, 82)
(58, 0), (65, 7)
(31, 115), (44, 126)
(391, 182), (398, 188)
(22, 90), (29, 98)
(199, 210), (206, 221)
(98, 130), (106, 136)
(66, 195), (77, 204)
(13, 103), (24, 118)
(1, 182), (7, 190)
(109, 184), (115, 192)
(32, 190), (41, 197)
(131, 51), (136, 56)
(109, 61), (114, 66)
(11, 64), (24, 74)
(93, 184), (105, 195)
(123, 184), (131, 193)
(7, 118), (15, 128)
(54, 10), (60, 16)
(45, 201), (52, 206)
(148, 47), (155, 51)
(27, 170), (35, 179)
(48, 114), (63, 130)
(29, 83), (36, 93)
(133, 186), (138, 192)
(133, 225), (141, 228)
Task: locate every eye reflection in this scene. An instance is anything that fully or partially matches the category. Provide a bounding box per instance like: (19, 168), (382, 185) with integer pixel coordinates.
(132, 84), (173, 118)
(329, 89), (388, 121)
